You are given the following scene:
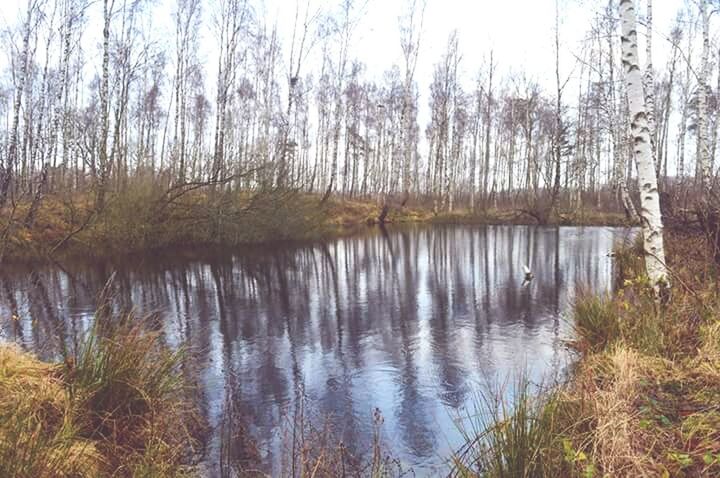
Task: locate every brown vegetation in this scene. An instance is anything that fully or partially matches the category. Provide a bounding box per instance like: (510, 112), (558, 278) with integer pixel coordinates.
(1, 187), (632, 264)
(0, 315), (200, 477)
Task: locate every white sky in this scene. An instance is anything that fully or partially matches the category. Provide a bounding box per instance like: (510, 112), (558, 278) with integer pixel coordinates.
(0, 0), (683, 93)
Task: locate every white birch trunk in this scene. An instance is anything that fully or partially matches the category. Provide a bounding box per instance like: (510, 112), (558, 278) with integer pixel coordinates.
(643, 0), (657, 157)
(606, 0), (639, 220)
(96, 0), (112, 210)
(697, 0), (711, 185)
(619, 0), (669, 291)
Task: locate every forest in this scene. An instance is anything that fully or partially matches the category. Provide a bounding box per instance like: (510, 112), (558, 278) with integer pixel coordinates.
(0, 0), (715, 259)
(0, 0), (720, 476)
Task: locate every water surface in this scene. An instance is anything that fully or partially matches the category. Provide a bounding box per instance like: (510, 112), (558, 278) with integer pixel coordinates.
(0, 224), (634, 475)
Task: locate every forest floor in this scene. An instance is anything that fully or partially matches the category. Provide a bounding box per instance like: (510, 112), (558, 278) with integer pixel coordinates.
(1, 187), (632, 263)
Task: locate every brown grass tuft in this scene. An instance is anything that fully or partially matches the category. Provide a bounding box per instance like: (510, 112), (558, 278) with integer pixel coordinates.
(0, 316), (199, 477)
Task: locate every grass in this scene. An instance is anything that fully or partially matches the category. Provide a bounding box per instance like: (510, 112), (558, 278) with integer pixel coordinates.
(0, 345), (103, 477)
(0, 312), (198, 477)
(452, 378), (565, 478)
(450, 230), (720, 477)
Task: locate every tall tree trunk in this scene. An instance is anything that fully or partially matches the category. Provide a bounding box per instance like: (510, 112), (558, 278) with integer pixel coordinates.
(657, 41), (678, 181)
(482, 51), (493, 207)
(619, 0), (669, 292)
(607, 0), (638, 221)
(712, 47), (720, 169)
(548, 0), (563, 223)
(96, 0), (112, 211)
(696, 0), (711, 186)
(643, 0), (657, 158)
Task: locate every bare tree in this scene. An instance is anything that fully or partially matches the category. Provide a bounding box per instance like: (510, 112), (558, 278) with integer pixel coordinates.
(212, 0), (249, 181)
(320, 0), (356, 204)
(398, 0), (425, 203)
(95, 0), (113, 210)
(696, 0), (712, 186)
(173, 0), (201, 184)
(0, 0), (40, 208)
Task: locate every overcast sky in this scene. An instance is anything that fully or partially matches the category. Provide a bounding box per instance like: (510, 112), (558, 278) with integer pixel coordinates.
(0, 0), (682, 89)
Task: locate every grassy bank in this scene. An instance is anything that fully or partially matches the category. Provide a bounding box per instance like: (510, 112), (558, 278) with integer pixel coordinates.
(453, 231), (720, 477)
(1, 183), (632, 263)
(0, 316), (198, 477)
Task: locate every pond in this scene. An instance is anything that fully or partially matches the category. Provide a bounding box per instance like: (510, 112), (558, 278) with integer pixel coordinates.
(0, 224), (635, 476)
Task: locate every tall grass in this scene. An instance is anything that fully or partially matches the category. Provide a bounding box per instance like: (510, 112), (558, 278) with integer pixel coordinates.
(451, 377), (571, 478)
(0, 345), (102, 477)
(0, 312), (197, 477)
(573, 294), (621, 352)
(69, 318), (184, 437)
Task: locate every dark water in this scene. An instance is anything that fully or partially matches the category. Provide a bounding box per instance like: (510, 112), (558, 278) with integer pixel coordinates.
(0, 225), (634, 475)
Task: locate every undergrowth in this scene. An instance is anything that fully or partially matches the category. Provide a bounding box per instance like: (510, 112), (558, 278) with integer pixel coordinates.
(2, 182), (630, 263)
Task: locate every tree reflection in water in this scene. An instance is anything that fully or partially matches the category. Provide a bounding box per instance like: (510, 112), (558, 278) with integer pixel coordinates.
(0, 224), (634, 475)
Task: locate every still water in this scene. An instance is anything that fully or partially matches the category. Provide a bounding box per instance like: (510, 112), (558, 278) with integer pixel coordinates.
(0, 225), (634, 475)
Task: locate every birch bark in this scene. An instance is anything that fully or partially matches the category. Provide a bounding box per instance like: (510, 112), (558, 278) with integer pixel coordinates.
(643, 0), (657, 157)
(619, 0), (669, 291)
(696, 0), (711, 185)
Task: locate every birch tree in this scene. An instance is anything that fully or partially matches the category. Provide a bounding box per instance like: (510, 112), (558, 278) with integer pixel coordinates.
(619, 0), (669, 292)
(320, 0), (354, 203)
(643, 0), (657, 159)
(95, 0), (113, 210)
(676, 11), (694, 179)
(281, 0), (320, 188)
(398, 0), (425, 203)
(173, 0), (201, 184)
(607, 0), (638, 220)
(696, 0), (711, 186)
(212, 0), (248, 181)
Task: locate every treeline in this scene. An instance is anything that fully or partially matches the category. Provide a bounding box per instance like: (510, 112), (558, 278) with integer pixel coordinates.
(0, 0), (717, 222)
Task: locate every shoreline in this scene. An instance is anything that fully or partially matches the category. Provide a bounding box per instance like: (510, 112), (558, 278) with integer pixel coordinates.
(1, 192), (634, 265)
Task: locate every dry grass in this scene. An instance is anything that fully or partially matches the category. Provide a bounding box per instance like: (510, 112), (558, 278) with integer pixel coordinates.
(0, 315), (199, 477)
(0, 345), (104, 477)
(557, 231), (720, 477)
